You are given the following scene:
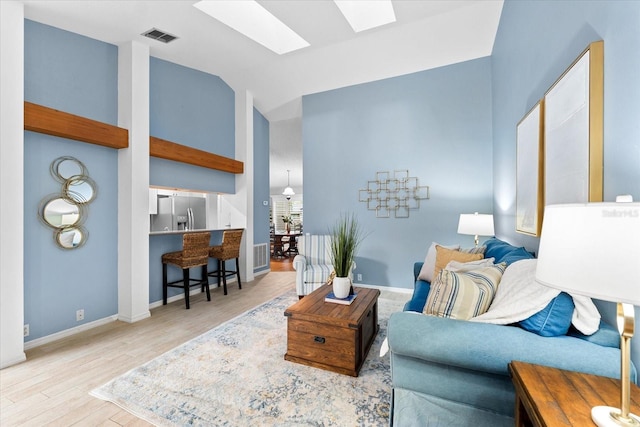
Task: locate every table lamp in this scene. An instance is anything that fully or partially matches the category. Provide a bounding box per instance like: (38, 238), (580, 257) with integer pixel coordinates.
(457, 212), (495, 247)
(535, 198), (640, 426)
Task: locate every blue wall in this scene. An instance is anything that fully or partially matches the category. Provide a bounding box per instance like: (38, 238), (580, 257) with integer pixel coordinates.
(491, 0), (640, 378)
(24, 20), (119, 341)
(302, 58), (494, 288)
(148, 57), (237, 303)
(149, 57), (235, 193)
(253, 108), (271, 273)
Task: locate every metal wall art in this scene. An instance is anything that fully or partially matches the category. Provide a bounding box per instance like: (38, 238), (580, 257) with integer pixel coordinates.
(359, 170), (429, 218)
(38, 156), (98, 249)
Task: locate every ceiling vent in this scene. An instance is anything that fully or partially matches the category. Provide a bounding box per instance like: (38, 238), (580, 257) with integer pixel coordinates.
(142, 28), (178, 44)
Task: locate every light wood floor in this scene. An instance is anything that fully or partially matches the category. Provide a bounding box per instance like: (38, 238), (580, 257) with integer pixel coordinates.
(0, 271), (296, 426)
(269, 256), (294, 272)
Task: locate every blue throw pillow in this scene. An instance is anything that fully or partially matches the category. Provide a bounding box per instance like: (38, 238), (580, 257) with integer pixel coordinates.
(483, 237), (534, 265)
(519, 292), (574, 337)
(499, 247), (534, 265)
(405, 279), (431, 312)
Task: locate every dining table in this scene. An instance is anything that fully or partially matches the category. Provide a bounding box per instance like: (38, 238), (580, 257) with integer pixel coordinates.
(272, 232), (301, 258)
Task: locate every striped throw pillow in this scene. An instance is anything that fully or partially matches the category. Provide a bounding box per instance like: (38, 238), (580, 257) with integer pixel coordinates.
(423, 263), (506, 320)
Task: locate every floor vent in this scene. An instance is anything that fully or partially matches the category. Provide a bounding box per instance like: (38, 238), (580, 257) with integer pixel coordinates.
(254, 243), (268, 269)
(142, 28), (178, 44)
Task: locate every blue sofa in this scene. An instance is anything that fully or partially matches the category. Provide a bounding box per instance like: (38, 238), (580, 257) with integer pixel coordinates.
(388, 237), (636, 426)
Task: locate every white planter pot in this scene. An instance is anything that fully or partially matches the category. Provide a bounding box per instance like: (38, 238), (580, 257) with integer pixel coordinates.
(333, 277), (351, 299)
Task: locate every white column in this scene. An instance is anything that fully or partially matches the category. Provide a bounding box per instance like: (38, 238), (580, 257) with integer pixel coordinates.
(117, 41), (151, 322)
(235, 90), (255, 282)
(0, 0), (26, 369)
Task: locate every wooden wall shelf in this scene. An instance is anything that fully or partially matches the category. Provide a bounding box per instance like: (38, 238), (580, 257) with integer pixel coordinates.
(23, 102), (244, 175)
(24, 102), (128, 149)
(150, 136), (244, 174)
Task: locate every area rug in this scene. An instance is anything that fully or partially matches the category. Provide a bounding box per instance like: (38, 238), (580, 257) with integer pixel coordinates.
(90, 289), (407, 426)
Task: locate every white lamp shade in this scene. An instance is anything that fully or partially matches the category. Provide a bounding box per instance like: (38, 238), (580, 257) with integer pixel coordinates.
(282, 186), (295, 197)
(535, 203), (640, 306)
(457, 213), (495, 236)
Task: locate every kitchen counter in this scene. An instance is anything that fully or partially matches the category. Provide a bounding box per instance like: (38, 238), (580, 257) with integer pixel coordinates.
(149, 227), (243, 236)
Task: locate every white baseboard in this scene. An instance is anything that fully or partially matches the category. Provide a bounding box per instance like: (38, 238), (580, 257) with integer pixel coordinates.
(23, 275), (410, 351)
(355, 283), (413, 294)
(24, 314), (119, 351)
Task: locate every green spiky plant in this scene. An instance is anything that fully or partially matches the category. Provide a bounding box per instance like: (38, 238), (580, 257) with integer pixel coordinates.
(328, 213), (366, 278)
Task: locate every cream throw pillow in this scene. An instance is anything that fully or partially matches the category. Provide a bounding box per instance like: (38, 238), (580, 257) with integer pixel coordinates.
(423, 263), (506, 320)
(446, 257), (495, 273)
(432, 245), (483, 280)
(417, 242), (459, 282)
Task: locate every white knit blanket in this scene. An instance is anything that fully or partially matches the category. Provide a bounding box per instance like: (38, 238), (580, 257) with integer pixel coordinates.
(470, 259), (601, 335)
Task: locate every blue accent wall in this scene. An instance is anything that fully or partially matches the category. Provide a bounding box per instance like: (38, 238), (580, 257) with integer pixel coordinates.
(148, 57), (237, 303)
(302, 58), (494, 288)
(491, 0), (640, 379)
(253, 108), (270, 273)
(24, 20), (119, 341)
(149, 57), (235, 194)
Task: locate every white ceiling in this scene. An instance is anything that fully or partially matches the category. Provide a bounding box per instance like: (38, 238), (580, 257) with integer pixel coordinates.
(21, 0), (504, 194)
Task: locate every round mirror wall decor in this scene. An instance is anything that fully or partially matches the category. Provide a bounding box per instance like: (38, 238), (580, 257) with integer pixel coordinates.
(38, 156), (97, 250)
(39, 195), (85, 229)
(55, 226), (88, 250)
(50, 156), (88, 183)
(64, 175), (97, 204)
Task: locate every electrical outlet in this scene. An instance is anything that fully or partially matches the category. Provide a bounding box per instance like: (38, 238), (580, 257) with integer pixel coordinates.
(357, 274), (363, 281)
(23, 324), (29, 337)
(76, 309), (84, 321)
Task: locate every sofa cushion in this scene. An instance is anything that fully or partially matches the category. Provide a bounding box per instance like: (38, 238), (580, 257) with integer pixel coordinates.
(433, 245), (483, 280)
(499, 246), (534, 265)
(418, 242), (459, 283)
(483, 237), (534, 265)
(568, 321), (621, 348)
(461, 245), (487, 255)
(423, 263), (506, 320)
(446, 257), (496, 272)
(405, 279), (431, 312)
(518, 292), (574, 337)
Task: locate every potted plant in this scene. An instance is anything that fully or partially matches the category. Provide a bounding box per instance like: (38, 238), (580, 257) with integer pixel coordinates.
(282, 215), (291, 233)
(328, 213), (366, 298)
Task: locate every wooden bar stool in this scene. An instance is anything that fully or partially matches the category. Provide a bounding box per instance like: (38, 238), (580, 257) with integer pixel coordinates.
(162, 231), (211, 309)
(208, 229), (243, 295)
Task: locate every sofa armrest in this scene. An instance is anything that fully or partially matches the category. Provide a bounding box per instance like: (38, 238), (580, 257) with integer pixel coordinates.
(292, 254), (306, 271)
(388, 311), (636, 382)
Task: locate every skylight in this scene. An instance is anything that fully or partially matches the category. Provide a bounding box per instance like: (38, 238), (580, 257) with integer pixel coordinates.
(193, 1), (310, 55)
(334, 0), (396, 33)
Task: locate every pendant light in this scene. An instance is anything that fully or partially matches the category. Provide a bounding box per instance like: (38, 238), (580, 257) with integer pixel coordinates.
(282, 169), (295, 200)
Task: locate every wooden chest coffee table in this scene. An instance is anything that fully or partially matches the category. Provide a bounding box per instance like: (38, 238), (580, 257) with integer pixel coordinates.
(284, 285), (380, 377)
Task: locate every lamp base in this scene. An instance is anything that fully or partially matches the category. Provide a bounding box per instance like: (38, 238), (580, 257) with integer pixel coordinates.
(592, 406), (640, 426)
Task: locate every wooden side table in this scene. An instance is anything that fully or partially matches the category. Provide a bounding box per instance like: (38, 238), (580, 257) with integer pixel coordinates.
(509, 360), (640, 426)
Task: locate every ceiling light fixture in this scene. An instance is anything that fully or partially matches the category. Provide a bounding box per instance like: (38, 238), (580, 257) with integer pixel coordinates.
(334, 0), (396, 33)
(193, 0), (310, 55)
(282, 170), (295, 200)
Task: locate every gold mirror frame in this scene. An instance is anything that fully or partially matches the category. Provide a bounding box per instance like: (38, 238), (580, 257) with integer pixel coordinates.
(54, 226), (88, 250)
(39, 156), (97, 250)
(64, 174), (98, 204)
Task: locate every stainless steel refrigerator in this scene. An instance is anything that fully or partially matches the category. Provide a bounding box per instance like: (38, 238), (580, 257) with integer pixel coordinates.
(151, 195), (206, 232)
